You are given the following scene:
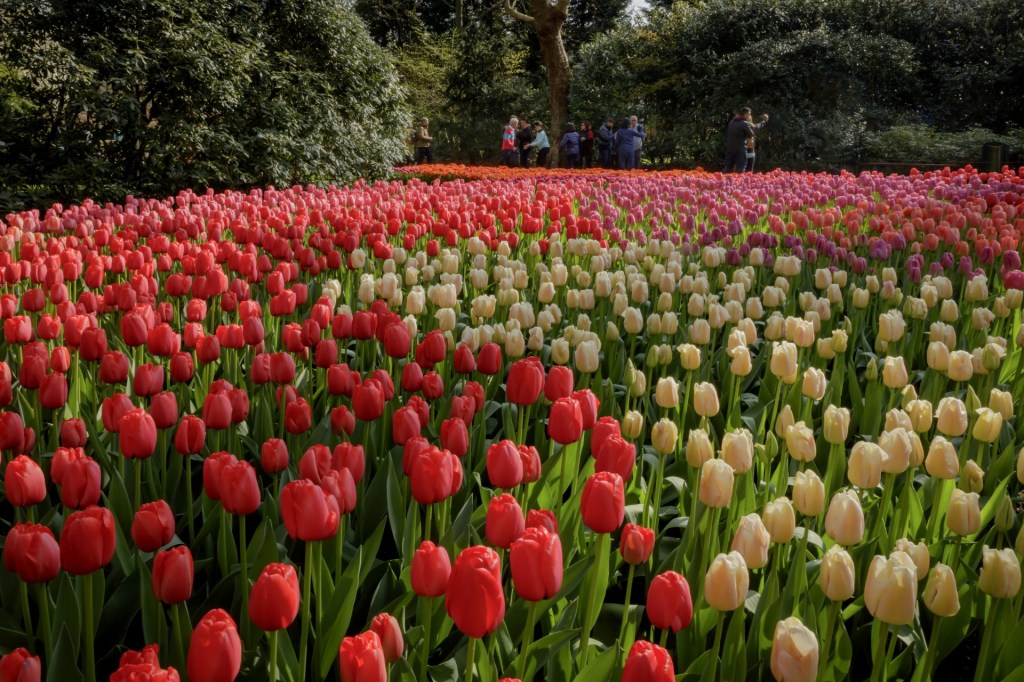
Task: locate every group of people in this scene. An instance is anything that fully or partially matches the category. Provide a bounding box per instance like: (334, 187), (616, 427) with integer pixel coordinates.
(410, 107), (769, 172)
(502, 116), (648, 170)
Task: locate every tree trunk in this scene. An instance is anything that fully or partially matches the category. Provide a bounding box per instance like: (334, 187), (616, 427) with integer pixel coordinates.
(532, 2), (569, 168)
(504, 0), (571, 167)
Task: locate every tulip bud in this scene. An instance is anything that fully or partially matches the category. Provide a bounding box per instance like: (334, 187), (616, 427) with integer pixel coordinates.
(935, 397), (968, 437)
(705, 552), (749, 611)
(925, 436), (959, 479)
(622, 410), (644, 440)
(905, 400), (933, 433)
(699, 459), (734, 508)
(731, 514), (771, 569)
(693, 382), (719, 417)
(946, 488), (980, 536)
(893, 538), (929, 581)
(775, 405), (795, 439)
(962, 459), (984, 494)
(994, 494), (1015, 533)
(655, 377), (679, 409)
(822, 405), (850, 445)
(793, 470), (825, 517)
(770, 617), (819, 682)
(865, 552), (918, 625)
(820, 545), (856, 601)
(785, 422), (816, 462)
(652, 419), (679, 456)
(848, 442), (884, 489)
(825, 490), (864, 546)
(923, 563), (959, 617)
(972, 407), (1003, 444)
(978, 546), (1022, 599)
(684, 427), (711, 467)
(679, 344), (701, 370)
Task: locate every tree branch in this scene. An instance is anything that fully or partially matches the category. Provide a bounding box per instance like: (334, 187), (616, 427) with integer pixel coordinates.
(554, 0), (571, 12)
(503, 0), (534, 23)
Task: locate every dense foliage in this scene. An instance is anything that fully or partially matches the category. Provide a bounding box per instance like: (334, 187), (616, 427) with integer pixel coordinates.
(0, 0), (409, 212)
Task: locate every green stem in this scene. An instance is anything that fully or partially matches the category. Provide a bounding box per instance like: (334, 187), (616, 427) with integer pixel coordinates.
(420, 598), (434, 682)
(617, 564), (637, 653)
(975, 598), (1001, 682)
(518, 600), (539, 681)
(299, 541), (314, 682)
(818, 601), (841, 679)
(925, 479), (947, 544)
(134, 457), (143, 511)
(425, 504), (433, 543)
(35, 583), (52, 662)
(185, 456), (195, 545)
(707, 611), (726, 682)
(269, 630), (279, 682)
(465, 636), (477, 682)
(239, 514), (249, 635)
(648, 455), (667, 533)
(579, 532), (608, 671)
(83, 572), (96, 682)
(171, 602), (188, 673)
(872, 624), (889, 682)
(917, 616), (941, 682)
(19, 581), (33, 653)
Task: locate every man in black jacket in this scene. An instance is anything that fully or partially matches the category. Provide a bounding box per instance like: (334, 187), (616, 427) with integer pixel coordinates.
(724, 107), (768, 173)
(517, 119), (535, 168)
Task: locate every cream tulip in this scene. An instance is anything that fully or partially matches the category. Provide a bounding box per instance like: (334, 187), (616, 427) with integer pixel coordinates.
(775, 405), (795, 439)
(731, 514), (771, 569)
(882, 356), (908, 389)
(685, 427), (712, 467)
(905, 400), (933, 433)
(825, 490), (865, 546)
(679, 343), (701, 370)
(731, 346), (753, 376)
(922, 563), (960, 617)
(763, 498), (796, 544)
(935, 397), (968, 437)
(705, 552), (749, 611)
(879, 428), (914, 474)
(822, 405), (850, 445)
(947, 350), (974, 382)
(989, 388), (1013, 421)
(893, 538), (929, 581)
(793, 470), (825, 517)
(694, 382), (720, 417)
(962, 460), (984, 494)
(574, 339), (600, 373)
(848, 442), (885, 489)
(820, 545), (856, 601)
(946, 489), (980, 536)
(801, 368), (827, 401)
(721, 429), (754, 474)
(925, 436), (959, 479)
(864, 552), (918, 625)
(770, 618), (819, 682)
(972, 407), (1003, 444)
(651, 419), (679, 456)
(785, 421), (817, 462)
(699, 459), (734, 508)
(655, 377), (680, 409)
(770, 341), (799, 380)
(978, 546), (1022, 599)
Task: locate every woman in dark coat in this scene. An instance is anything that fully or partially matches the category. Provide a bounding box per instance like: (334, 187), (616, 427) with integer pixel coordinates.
(579, 121), (594, 168)
(560, 123), (581, 169)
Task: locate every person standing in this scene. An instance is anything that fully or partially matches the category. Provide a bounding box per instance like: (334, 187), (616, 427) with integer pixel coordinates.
(532, 121), (551, 168)
(517, 119), (535, 167)
(579, 122), (594, 168)
(614, 117), (644, 170)
(502, 117), (519, 167)
(596, 118), (614, 168)
(413, 118), (433, 164)
(724, 107), (768, 173)
(630, 115), (646, 169)
(560, 123), (581, 169)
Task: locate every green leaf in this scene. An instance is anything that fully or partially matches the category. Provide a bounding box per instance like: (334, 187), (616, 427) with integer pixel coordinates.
(721, 609), (747, 682)
(52, 574), (81, 660)
(575, 643), (617, 681)
(46, 626), (81, 682)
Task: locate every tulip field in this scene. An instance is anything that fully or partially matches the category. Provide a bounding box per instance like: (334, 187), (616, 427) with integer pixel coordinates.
(2, 164), (1024, 682)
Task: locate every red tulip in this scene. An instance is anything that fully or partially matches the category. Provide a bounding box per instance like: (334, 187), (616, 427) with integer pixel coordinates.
(174, 415), (206, 455)
(332, 443), (365, 485)
(580, 472), (625, 534)
(298, 445), (332, 484)
(590, 416), (621, 457)
(407, 395), (431, 426)
(219, 460), (261, 515)
(370, 613), (404, 663)
(462, 381), (485, 413)
(352, 311), (378, 340)
(353, 381), (385, 422)
(0, 648), (40, 682)
(39, 372), (67, 409)
(4, 456), (45, 507)
(620, 524), (655, 565)
(571, 389), (600, 430)
(453, 344), (476, 373)
(486, 440), (523, 489)
(280, 480), (340, 541)
(18, 355), (45, 389)
(260, 438), (289, 474)
(150, 391), (179, 430)
(445, 546), (505, 638)
(202, 451), (237, 502)
(421, 329), (446, 365)
(547, 397), (582, 445)
(320, 468), (357, 515)
(187, 609), (241, 682)
(595, 436), (636, 481)
(327, 364), (358, 396)
(383, 323), (411, 359)
(3, 523), (59, 583)
(169, 352), (194, 383)
(59, 418), (87, 448)
(622, 640), (674, 682)
(285, 398), (312, 434)
(392, 406), (422, 445)
(202, 393), (233, 430)
(131, 500), (176, 552)
(400, 361), (424, 392)
(269, 352), (296, 384)
(510, 526), (563, 601)
(331, 405), (356, 436)
(411, 541), (451, 597)
(506, 358), (543, 404)
(518, 445), (542, 483)
(147, 324), (181, 357)
(476, 343), (502, 375)
(646, 571), (693, 633)
(152, 546), (194, 604)
(421, 371), (444, 400)
(525, 509), (558, 534)
(101, 392), (133, 432)
(543, 365), (574, 402)
(409, 446), (454, 505)
(60, 454), (101, 509)
(0, 411), (25, 451)
(249, 563), (300, 631)
(227, 389), (249, 423)
(110, 643), (179, 682)
(120, 408), (157, 459)
(485, 493), (525, 549)
(60, 505), (116, 575)
(338, 631), (386, 682)
(449, 394), (475, 425)
(440, 417), (469, 457)
(133, 363), (165, 397)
